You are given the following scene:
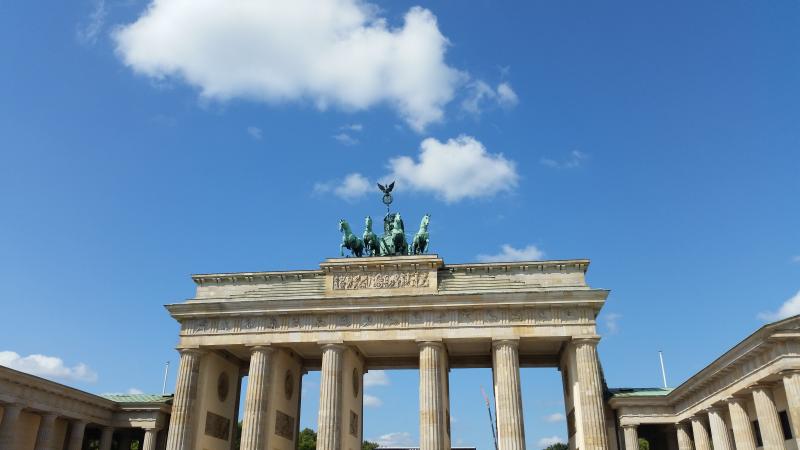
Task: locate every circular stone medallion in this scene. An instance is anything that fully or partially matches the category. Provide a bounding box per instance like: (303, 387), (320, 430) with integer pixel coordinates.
(284, 370), (294, 400)
(352, 368), (360, 397)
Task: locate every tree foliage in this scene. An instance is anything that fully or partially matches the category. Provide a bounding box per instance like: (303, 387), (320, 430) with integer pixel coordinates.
(362, 440), (380, 450)
(543, 443), (568, 450)
(298, 427), (318, 450)
(638, 438), (650, 450)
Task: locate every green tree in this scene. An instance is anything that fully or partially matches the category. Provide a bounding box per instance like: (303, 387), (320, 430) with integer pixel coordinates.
(298, 427), (318, 450)
(362, 440), (380, 450)
(638, 438), (650, 450)
(231, 421), (242, 450)
(543, 443), (568, 450)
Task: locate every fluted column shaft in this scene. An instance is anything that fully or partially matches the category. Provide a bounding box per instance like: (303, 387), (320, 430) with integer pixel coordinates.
(240, 346), (275, 450)
(99, 426), (114, 450)
(727, 397), (757, 450)
(783, 372), (800, 439)
(318, 344), (345, 450)
(165, 348), (204, 450)
(573, 337), (608, 450)
(707, 408), (733, 450)
(622, 425), (638, 450)
(419, 341), (448, 450)
(690, 417), (712, 450)
(34, 413), (59, 450)
(142, 428), (160, 450)
(66, 420), (87, 450)
(676, 422), (694, 450)
(752, 385), (787, 450)
(0, 404), (23, 449)
(492, 340), (525, 450)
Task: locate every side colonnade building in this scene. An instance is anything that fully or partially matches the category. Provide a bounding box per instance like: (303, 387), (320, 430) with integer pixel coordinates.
(609, 316), (800, 450)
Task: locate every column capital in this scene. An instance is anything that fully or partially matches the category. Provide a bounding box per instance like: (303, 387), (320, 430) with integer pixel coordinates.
(492, 338), (519, 349)
(744, 382), (777, 393)
(572, 335), (601, 345)
(675, 421), (690, 430)
(724, 396), (748, 405)
(249, 345), (275, 354)
(704, 405), (725, 414)
(621, 423), (638, 429)
(416, 340), (445, 350)
(40, 411), (59, 420)
(781, 369), (800, 377)
(319, 342), (346, 352)
(177, 347), (206, 357)
(3, 403), (23, 412)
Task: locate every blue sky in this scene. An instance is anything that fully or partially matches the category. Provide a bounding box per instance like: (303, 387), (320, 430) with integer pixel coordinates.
(1, 0), (799, 448)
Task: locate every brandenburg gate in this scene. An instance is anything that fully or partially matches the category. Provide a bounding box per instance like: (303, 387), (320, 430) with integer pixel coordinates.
(163, 254), (612, 450)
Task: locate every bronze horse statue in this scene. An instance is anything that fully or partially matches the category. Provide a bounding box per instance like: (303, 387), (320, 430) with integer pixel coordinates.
(339, 219), (364, 257)
(412, 213), (430, 255)
(363, 216), (379, 257)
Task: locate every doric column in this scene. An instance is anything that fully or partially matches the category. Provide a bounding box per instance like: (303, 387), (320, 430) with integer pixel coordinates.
(165, 348), (204, 450)
(34, 412), (59, 450)
(751, 385), (787, 450)
(573, 337), (608, 450)
(240, 346), (275, 450)
(0, 403), (23, 449)
(675, 422), (694, 450)
(142, 428), (160, 450)
(318, 344), (345, 450)
(622, 425), (638, 450)
(99, 426), (115, 450)
(727, 397), (757, 450)
(66, 420), (87, 450)
(707, 407), (733, 450)
(690, 416), (712, 450)
(782, 371), (800, 439)
(419, 341), (448, 450)
(492, 340), (525, 450)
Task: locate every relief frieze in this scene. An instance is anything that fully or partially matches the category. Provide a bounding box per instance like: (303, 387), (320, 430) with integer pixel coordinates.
(332, 271), (429, 290)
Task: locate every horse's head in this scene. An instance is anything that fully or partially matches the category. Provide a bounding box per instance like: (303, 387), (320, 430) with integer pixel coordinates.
(339, 219), (347, 233)
(365, 216), (372, 229)
(421, 214), (430, 228)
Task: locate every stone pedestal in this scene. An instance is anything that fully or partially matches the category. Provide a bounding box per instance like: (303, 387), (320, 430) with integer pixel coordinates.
(165, 348), (204, 450)
(0, 404), (23, 449)
(675, 422), (694, 450)
(66, 420), (87, 450)
(727, 397), (757, 450)
(318, 344), (345, 450)
(573, 337), (608, 450)
(690, 417), (712, 450)
(419, 341), (450, 450)
(34, 412), (59, 450)
(751, 385), (786, 450)
(492, 340), (525, 450)
(622, 425), (638, 450)
(707, 408), (733, 450)
(240, 346), (275, 450)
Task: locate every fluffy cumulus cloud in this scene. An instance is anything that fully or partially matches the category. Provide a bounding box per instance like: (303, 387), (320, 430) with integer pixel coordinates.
(113, 0), (464, 131)
(375, 432), (414, 447)
(364, 394), (383, 407)
(364, 370), (390, 387)
(758, 290), (800, 321)
(478, 244), (545, 263)
(544, 412), (565, 423)
(0, 351), (98, 383)
(388, 135), (518, 202)
(314, 173), (372, 201)
(537, 436), (565, 447)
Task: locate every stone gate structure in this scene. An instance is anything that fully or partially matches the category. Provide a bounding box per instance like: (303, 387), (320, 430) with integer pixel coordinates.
(163, 255), (614, 450)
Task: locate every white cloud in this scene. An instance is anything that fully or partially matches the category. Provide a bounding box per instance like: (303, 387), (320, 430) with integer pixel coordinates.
(0, 351), (98, 383)
(113, 0), (465, 131)
(375, 432), (414, 447)
(314, 173), (371, 201)
(792, 255), (800, 263)
(364, 394), (383, 407)
(462, 81), (518, 115)
(247, 126), (263, 140)
(77, 0), (108, 45)
(477, 244), (545, 263)
(333, 133), (359, 146)
(758, 290), (800, 322)
(544, 412), (565, 423)
(364, 370), (390, 387)
(537, 436), (565, 447)
(540, 150), (588, 169)
(341, 123), (364, 132)
(602, 312), (622, 334)
(127, 387), (144, 394)
(388, 135), (518, 202)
